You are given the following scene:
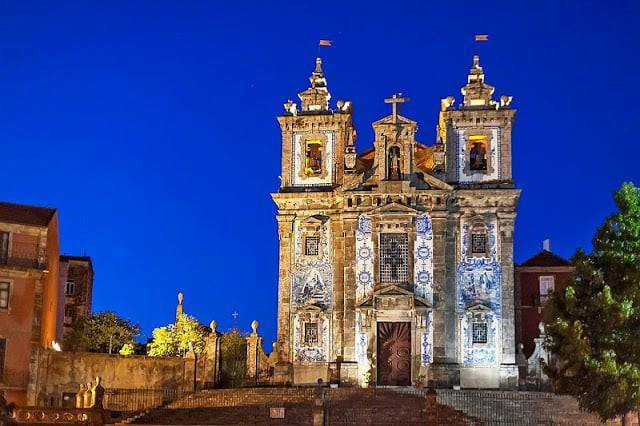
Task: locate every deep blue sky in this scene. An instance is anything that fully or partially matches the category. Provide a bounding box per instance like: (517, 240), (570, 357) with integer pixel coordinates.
(1, 1), (638, 345)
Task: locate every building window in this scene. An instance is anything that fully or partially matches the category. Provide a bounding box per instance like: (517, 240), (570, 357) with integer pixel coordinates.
(471, 233), (487, 255)
(0, 231), (8, 264)
(380, 233), (409, 284)
(0, 338), (5, 378)
(304, 237), (320, 256)
(304, 140), (323, 177)
(468, 135), (488, 171)
(65, 280), (75, 296)
(304, 322), (318, 346)
(539, 276), (555, 303)
(65, 305), (75, 318)
(472, 322), (488, 344)
(0, 282), (9, 309)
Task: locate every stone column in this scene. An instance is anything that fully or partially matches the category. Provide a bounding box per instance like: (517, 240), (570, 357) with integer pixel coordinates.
(498, 212), (516, 364)
(246, 320), (263, 383)
(202, 320), (222, 388)
(430, 211), (448, 363)
(342, 215), (358, 361)
(276, 215), (295, 363)
(444, 212), (460, 364)
(331, 217), (345, 361)
(498, 212), (518, 389)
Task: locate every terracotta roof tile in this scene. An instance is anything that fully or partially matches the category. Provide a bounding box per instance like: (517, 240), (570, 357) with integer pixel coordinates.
(519, 250), (571, 267)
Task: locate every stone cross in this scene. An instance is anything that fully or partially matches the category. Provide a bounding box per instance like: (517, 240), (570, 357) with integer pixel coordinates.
(384, 94), (410, 121)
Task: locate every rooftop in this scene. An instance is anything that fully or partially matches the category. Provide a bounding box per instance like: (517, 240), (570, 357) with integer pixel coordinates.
(0, 201), (56, 227)
(519, 250), (572, 267)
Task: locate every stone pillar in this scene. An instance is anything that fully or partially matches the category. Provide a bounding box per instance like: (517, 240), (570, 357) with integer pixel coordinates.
(276, 215), (295, 363)
(202, 320), (222, 388)
(498, 213), (516, 364)
(332, 217), (345, 361)
(246, 320), (263, 383)
(498, 212), (518, 389)
(430, 212), (448, 364)
(342, 216), (358, 361)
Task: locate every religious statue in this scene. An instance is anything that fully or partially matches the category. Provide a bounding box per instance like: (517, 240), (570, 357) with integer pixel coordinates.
(76, 384), (86, 408)
(90, 376), (105, 409)
(387, 147), (401, 180)
(83, 382), (93, 408)
(0, 391), (17, 425)
(469, 142), (487, 171)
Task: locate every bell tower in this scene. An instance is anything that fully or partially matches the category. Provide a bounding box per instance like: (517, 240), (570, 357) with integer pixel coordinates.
(372, 94), (418, 186)
(276, 57), (356, 190)
(439, 55), (515, 186)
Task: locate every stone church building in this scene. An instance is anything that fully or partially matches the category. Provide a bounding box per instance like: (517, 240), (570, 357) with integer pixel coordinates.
(272, 55), (520, 389)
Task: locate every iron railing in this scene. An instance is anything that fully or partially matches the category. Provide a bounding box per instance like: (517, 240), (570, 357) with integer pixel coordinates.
(104, 388), (185, 412)
(0, 256), (47, 270)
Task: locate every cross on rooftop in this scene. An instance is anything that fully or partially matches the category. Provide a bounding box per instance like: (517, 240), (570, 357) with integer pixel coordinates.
(384, 93), (410, 121)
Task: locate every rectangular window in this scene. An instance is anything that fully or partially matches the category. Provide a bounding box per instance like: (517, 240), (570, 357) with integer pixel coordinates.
(304, 237), (320, 256)
(0, 231), (8, 264)
(65, 280), (76, 296)
(304, 323), (318, 346)
(0, 282), (9, 309)
(0, 338), (6, 378)
(539, 276), (555, 303)
(380, 233), (409, 284)
(472, 322), (488, 344)
(471, 234), (487, 254)
(65, 305), (75, 318)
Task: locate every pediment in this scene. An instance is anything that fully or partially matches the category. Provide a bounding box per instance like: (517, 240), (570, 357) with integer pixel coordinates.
(369, 201), (418, 215)
(357, 285), (433, 308)
(297, 302), (325, 312)
(465, 302), (493, 312)
(373, 114), (417, 126)
(301, 214), (329, 225)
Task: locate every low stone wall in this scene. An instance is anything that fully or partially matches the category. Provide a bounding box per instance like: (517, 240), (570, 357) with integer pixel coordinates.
(31, 350), (195, 407)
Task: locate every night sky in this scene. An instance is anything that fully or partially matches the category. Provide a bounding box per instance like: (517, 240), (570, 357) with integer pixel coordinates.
(1, 1), (638, 345)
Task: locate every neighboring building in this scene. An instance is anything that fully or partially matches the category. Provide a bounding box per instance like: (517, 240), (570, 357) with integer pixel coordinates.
(58, 255), (93, 338)
(515, 240), (574, 357)
(272, 55), (520, 388)
(0, 201), (60, 406)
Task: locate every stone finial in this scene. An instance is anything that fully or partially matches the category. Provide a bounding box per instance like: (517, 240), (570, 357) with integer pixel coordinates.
(298, 57), (331, 112)
(460, 54), (496, 108)
(283, 100), (298, 115)
(209, 320), (217, 334)
(251, 320), (259, 334)
(500, 95), (513, 108)
(538, 321), (546, 335)
(440, 96), (455, 111)
(176, 292), (184, 319)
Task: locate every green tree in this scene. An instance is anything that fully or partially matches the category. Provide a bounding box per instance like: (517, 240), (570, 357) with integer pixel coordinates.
(147, 314), (207, 357)
(545, 182), (640, 423)
(63, 311), (140, 353)
(119, 342), (136, 356)
(219, 329), (247, 388)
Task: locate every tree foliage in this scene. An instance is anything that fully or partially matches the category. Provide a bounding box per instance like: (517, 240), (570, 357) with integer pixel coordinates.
(147, 314), (207, 357)
(63, 311), (140, 353)
(545, 182), (640, 421)
(219, 329), (247, 388)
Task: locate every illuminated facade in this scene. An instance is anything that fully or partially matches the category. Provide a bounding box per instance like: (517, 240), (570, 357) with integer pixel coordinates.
(272, 55), (520, 388)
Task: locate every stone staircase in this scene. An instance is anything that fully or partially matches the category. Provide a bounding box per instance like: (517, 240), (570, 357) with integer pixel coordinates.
(435, 390), (629, 425)
(127, 387), (470, 425)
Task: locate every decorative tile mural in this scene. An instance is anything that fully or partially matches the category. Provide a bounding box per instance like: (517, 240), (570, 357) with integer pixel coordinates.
(457, 217), (502, 365)
(355, 215), (374, 302)
(414, 214), (434, 303)
(291, 220), (333, 309)
(421, 310), (433, 366)
(461, 311), (499, 365)
(355, 312), (368, 364)
(293, 313), (330, 362)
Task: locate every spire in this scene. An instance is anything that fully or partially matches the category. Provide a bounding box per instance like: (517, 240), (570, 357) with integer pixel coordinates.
(310, 57), (326, 89)
(298, 57), (331, 112)
(460, 54), (496, 108)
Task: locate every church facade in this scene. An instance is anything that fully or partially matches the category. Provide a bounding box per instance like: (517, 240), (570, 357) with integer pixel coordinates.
(271, 55), (520, 389)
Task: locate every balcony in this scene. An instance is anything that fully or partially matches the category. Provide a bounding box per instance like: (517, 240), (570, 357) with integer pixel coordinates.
(0, 368), (30, 389)
(0, 256), (47, 271)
